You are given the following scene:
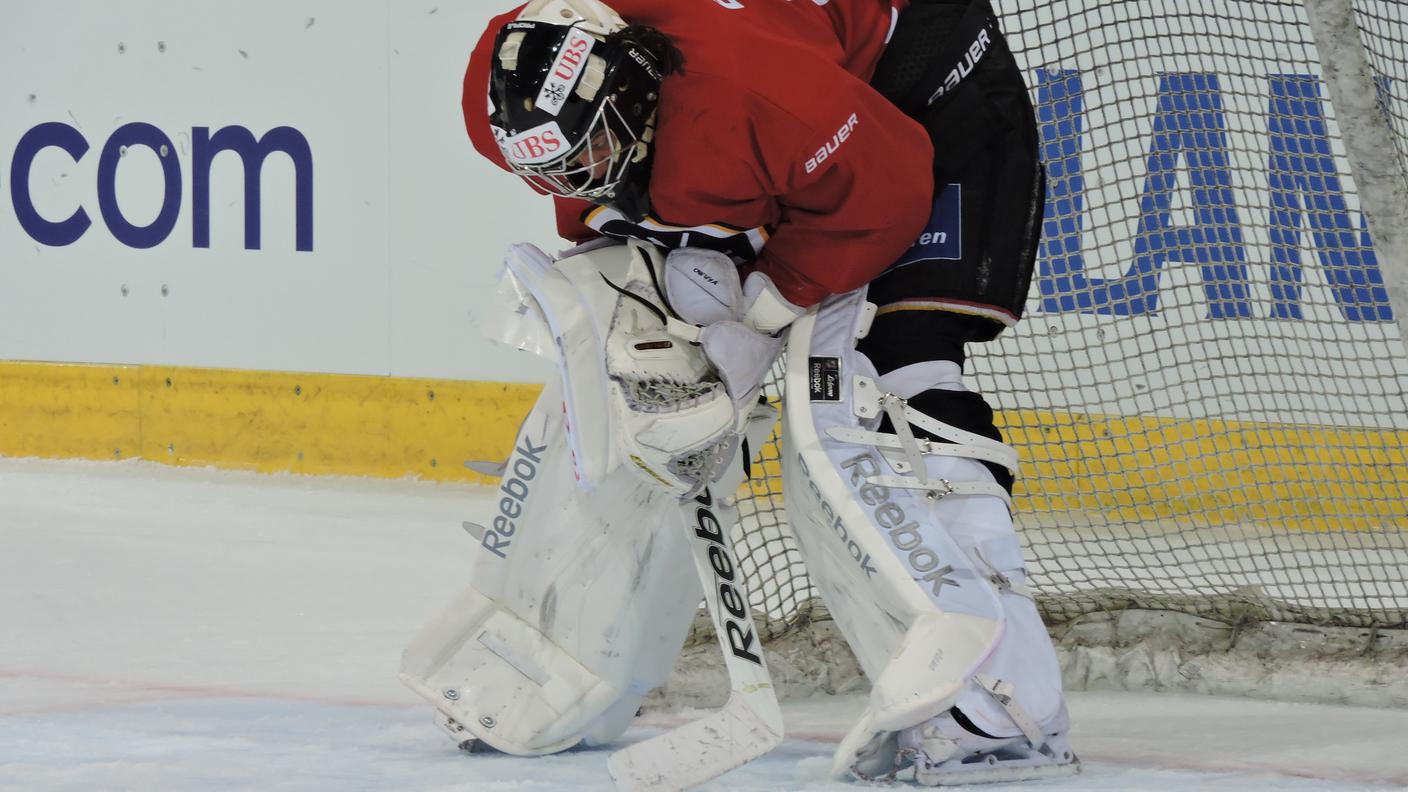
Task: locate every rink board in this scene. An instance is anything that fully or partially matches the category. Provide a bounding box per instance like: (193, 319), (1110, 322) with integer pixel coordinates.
(0, 360), (536, 485)
(1, 359), (1403, 529)
(1, 1), (1406, 530)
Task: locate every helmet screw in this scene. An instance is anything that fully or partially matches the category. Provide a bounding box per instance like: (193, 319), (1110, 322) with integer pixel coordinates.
(442, 688), (460, 701)
(480, 716), (497, 729)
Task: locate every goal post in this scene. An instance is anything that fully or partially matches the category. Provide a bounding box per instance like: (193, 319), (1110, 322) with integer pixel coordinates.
(715, 0), (1408, 698)
(1306, 0), (1408, 346)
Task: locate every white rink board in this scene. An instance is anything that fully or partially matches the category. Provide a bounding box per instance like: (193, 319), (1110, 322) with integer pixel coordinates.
(1, 0), (1405, 423)
(0, 1), (555, 382)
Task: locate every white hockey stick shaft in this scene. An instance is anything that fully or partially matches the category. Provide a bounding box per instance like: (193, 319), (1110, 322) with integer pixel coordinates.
(607, 486), (784, 792)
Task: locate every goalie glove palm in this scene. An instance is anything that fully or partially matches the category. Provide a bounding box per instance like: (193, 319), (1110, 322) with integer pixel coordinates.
(502, 240), (754, 499)
(603, 289), (741, 497)
(663, 248), (806, 408)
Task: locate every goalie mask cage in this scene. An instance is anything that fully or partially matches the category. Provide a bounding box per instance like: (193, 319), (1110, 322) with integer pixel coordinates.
(724, 0), (1408, 679)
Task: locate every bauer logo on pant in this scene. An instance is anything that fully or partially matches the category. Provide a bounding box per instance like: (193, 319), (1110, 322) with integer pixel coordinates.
(809, 357), (841, 401)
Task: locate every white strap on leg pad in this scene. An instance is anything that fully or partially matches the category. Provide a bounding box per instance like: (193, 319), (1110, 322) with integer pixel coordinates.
(976, 675), (1048, 750)
(835, 375), (1019, 503)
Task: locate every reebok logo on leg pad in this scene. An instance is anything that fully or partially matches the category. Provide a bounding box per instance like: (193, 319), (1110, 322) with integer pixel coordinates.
(809, 357), (842, 401)
(480, 436), (548, 560)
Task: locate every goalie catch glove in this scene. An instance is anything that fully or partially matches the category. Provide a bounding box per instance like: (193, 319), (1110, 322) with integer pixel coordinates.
(662, 248), (806, 410)
(501, 241), (801, 500)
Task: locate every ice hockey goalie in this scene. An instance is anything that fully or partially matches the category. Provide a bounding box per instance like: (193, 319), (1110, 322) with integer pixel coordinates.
(401, 0), (1079, 787)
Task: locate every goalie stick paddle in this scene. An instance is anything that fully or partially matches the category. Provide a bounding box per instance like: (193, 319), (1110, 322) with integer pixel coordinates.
(606, 488), (784, 792)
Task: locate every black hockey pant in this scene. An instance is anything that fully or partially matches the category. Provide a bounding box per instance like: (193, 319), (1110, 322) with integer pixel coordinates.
(856, 0), (1044, 492)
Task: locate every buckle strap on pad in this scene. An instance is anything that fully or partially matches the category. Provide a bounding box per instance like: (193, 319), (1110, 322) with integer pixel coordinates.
(975, 675), (1046, 750)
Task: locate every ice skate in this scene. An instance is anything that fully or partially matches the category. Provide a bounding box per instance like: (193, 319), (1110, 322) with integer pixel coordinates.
(851, 706), (1079, 786)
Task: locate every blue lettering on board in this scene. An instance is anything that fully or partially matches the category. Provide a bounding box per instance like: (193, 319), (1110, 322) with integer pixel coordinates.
(1035, 69), (1391, 322)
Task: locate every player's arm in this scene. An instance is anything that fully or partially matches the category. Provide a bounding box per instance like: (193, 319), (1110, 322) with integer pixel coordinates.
(819, 0), (910, 79)
(645, 70), (932, 433)
(736, 0), (930, 311)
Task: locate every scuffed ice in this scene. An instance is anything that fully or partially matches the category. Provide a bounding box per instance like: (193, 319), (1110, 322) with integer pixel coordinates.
(2, 458), (1406, 791)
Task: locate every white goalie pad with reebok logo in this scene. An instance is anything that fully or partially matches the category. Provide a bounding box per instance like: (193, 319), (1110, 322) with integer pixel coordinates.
(780, 289), (1066, 777)
(399, 374), (705, 755)
(400, 239), (785, 759)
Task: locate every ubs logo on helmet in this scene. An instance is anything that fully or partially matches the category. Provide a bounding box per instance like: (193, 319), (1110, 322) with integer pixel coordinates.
(537, 29), (597, 117)
(552, 31), (593, 81)
(497, 121), (567, 164)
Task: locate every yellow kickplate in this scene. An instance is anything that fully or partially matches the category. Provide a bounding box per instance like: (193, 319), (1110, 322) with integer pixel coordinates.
(1, 359), (1403, 528)
(0, 361), (541, 485)
(0, 362), (142, 461)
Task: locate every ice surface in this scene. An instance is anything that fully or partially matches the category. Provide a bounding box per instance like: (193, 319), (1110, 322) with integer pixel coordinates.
(2, 458), (1406, 791)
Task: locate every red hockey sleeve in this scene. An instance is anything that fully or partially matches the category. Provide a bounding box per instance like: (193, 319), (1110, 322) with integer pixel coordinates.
(744, 83), (934, 308)
(822, 0), (909, 80)
(552, 198), (601, 243)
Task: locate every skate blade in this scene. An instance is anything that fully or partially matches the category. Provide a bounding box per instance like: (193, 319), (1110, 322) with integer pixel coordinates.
(434, 712), (481, 752)
(916, 755), (1081, 786)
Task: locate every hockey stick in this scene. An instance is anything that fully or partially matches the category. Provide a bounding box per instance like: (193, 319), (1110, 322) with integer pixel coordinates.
(606, 487), (784, 792)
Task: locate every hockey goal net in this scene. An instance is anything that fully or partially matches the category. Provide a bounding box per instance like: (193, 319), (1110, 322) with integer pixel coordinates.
(721, 0), (1408, 685)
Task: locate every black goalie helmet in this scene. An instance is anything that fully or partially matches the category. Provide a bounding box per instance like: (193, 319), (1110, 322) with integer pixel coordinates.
(489, 0), (666, 221)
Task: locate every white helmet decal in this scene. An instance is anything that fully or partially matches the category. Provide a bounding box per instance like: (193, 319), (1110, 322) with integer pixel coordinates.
(534, 28), (598, 117)
(497, 121), (570, 165)
(516, 0), (625, 37)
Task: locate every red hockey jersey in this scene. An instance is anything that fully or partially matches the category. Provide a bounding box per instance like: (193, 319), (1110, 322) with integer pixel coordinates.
(464, 0), (932, 308)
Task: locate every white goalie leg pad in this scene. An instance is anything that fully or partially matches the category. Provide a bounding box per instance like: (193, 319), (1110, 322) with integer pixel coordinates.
(877, 362), (1067, 749)
(780, 291), (1068, 780)
(399, 376), (703, 755)
(781, 291), (1003, 747)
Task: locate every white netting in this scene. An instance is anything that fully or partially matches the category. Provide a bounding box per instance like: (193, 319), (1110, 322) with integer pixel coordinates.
(728, 0), (1408, 646)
